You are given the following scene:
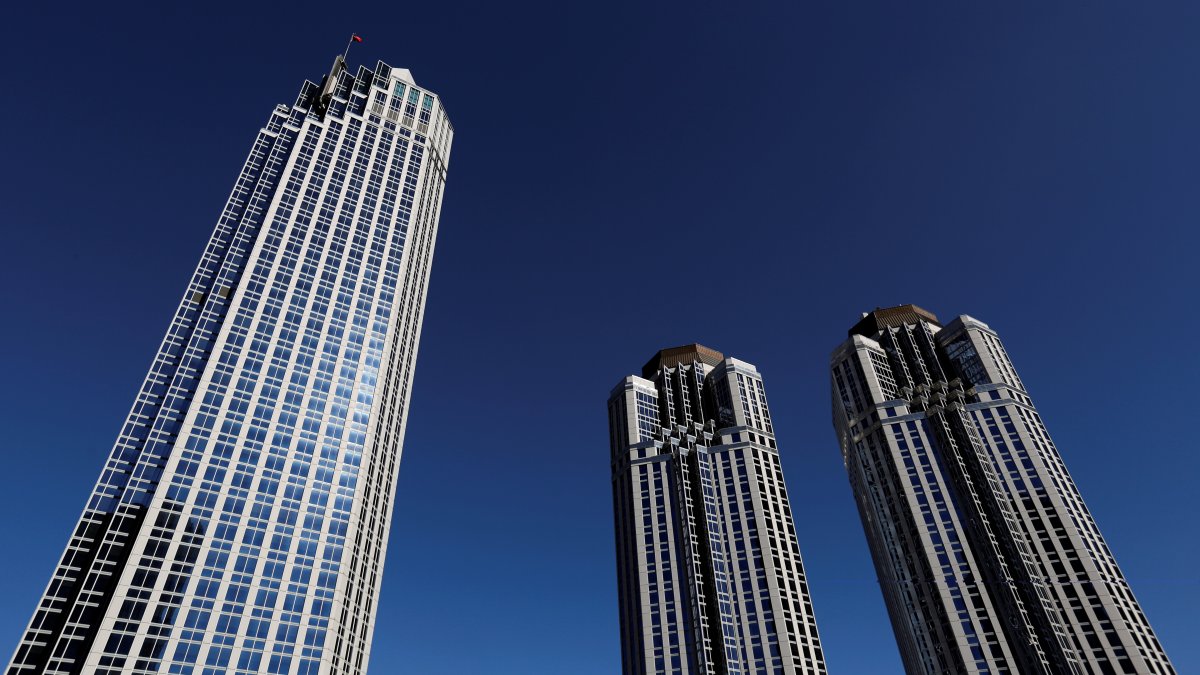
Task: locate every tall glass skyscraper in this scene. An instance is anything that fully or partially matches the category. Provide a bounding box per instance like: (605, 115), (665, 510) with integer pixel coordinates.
(608, 345), (827, 675)
(8, 55), (452, 675)
(830, 305), (1174, 675)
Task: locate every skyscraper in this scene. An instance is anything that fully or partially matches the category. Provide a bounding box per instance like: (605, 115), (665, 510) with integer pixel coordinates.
(8, 55), (452, 675)
(830, 305), (1174, 675)
(608, 345), (827, 675)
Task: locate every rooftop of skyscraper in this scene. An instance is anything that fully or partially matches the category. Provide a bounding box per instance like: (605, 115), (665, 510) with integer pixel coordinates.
(641, 343), (725, 379)
(848, 304), (941, 338)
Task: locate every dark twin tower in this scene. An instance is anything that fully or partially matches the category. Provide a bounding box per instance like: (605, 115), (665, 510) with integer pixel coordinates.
(830, 306), (1173, 675)
(608, 346), (826, 675)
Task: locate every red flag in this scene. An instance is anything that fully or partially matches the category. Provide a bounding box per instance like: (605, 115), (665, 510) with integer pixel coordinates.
(352, 34), (363, 43)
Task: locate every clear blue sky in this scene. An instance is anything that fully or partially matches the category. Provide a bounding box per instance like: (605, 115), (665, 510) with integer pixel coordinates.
(1, 2), (1197, 672)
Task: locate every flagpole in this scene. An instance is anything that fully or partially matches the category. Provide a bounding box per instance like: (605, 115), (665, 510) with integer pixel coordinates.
(342, 33), (359, 62)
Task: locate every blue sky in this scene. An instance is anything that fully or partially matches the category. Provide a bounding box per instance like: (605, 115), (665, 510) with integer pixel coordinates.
(1, 1), (1198, 672)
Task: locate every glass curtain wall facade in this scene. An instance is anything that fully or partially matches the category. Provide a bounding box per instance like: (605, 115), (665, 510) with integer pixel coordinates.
(608, 345), (827, 675)
(830, 305), (1174, 675)
(8, 55), (452, 675)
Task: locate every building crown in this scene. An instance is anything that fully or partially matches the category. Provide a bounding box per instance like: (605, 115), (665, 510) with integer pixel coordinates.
(641, 343), (725, 379)
(849, 304), (941, 338)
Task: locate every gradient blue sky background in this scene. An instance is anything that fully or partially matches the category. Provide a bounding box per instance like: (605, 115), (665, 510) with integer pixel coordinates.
(1, 2), (1198, 672)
